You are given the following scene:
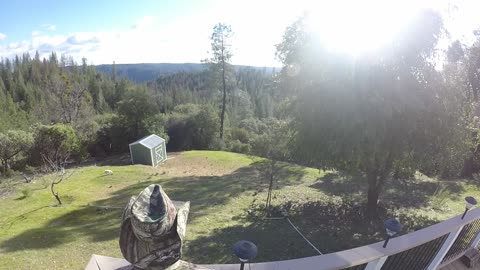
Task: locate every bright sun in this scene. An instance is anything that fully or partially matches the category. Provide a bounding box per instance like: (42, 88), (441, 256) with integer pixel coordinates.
(303, 0), (423, 56)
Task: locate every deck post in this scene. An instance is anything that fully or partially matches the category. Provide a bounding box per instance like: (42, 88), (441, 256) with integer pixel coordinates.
(364, 256), (387, 270)
(427, 225), (464, 270)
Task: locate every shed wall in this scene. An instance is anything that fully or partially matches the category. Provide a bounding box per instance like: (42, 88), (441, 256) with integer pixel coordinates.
(130, 144), (153, 166)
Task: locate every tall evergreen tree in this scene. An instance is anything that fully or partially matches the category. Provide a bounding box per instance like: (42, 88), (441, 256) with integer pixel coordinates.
(207, 23), (233, 140)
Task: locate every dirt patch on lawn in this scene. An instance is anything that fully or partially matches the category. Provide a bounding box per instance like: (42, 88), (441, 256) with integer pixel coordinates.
(151, 152), (243, 178)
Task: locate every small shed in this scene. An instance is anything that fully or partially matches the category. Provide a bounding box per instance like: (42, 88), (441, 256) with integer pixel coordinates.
(129, 134), (167, 166)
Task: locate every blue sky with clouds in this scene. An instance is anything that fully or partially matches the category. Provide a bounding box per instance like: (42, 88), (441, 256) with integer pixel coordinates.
(0, 0), (303, 66)
(1, 0), (480, 66)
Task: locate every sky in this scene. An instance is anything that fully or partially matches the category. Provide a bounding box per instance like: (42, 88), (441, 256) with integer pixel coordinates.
(0, 0), (480, 66)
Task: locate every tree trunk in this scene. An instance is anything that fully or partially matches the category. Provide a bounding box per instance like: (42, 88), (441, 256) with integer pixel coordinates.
(51, 182), (62, 205)
(220, 61), (227, 140)
(366, 183), (380, 216)
(2, 160), (6, 176)
(265, 172), (274, 216)
(461, 155), (474, 179)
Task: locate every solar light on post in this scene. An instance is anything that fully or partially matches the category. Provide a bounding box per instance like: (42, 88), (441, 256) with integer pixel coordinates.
(462, 196), (477, 220)
(383, 218), (402, 248)
(233, 240), (258, 270)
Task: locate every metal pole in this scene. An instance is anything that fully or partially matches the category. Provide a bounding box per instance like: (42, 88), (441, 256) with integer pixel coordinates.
(239, 262), (245, 270)
(383, 236), (391, 248)
(462, 207), (468, 219)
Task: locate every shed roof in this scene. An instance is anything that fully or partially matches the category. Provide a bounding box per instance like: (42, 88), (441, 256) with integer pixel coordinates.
(129, 134), (165, 149)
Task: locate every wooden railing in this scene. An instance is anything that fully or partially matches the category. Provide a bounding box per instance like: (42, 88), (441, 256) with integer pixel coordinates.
(201, 207), (480, 270)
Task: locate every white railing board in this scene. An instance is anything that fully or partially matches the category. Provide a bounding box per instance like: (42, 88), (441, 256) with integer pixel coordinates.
(427, 226), (464, 270)
(364, 256), (387, 270)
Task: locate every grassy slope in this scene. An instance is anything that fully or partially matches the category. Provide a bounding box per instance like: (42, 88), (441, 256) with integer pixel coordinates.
(0, 151), (479, 269)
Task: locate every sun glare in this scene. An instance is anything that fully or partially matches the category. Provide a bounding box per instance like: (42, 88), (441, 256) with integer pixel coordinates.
(304, 0), (421, 56)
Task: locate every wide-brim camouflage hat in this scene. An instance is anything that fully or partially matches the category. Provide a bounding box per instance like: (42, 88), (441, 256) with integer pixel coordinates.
(130, 184), (177, 240)
(120, 184), (190, 269)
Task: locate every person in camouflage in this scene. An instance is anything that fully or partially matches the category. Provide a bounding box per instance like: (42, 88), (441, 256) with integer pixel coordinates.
(119, 184), (191, 270)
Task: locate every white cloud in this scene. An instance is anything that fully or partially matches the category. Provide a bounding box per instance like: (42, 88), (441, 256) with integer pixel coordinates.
(0, 3), (298, 66)
(0, 2), (306, 66)
(42, 24), (56, 31)
(131, 16), (155, 30)
(2, 0), (480, 67)
(0, 33), (6, 41)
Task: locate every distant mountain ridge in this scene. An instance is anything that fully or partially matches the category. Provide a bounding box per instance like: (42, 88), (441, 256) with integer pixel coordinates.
(95, 63), (278, 83)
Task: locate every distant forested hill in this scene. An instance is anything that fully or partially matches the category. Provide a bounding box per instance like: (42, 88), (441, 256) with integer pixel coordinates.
(95, 63), (277, 83)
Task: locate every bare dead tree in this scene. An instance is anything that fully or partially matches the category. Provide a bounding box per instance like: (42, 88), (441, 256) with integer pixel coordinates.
(41, 153), (74, 205)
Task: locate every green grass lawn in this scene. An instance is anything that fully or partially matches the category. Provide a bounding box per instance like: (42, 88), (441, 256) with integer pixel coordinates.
(0, 151), (479, 269)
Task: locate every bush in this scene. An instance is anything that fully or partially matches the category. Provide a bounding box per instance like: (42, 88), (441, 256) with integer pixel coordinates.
(94, 114), (127, 154)
(210, 137), (226, 150)
(23, 165), (37, 175)
(229, 128), (250, 144)
(228, 140), (251, 154)
(30, 124), (80, 166)
(20, 187), (32, 198)
(143, 114), (169, 143)
(166, 104), (219, 151)
(3, 168), (13, 178)
(94, 111), (170, 156)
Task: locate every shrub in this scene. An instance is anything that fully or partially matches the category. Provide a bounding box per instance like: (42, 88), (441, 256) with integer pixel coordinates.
(30, 124), (80, 166)
(94, 114), (127, 154)
(229, 128), (250, 144)
(228, 140), (251, 154)
(20, 187), (32, 198)
(166, 104), (219, 151)
(143, 113), (169, 143)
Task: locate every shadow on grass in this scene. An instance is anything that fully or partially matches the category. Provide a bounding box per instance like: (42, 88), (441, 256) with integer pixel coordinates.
(0, 161), (290, 253)
(1, 205), (51, 230)
(184, 217), (319, 264)
(250, 160), (307, 188)
(310, 172), (465, 209)
(184, 199), (441, 263)
(276, 200), (440, 253)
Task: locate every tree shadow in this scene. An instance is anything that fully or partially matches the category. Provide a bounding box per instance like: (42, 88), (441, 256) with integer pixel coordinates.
(184, 199), (441, 264)
(309, 172), (465, 209)
(0, 205), (122, 252)
(250, 160), (307, 188)
(1, 205), (51, 230)
(183, 217), (319, 264)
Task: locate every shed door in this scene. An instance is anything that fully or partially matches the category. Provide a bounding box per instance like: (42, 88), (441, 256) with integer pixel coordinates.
(154, 144), (165, 164)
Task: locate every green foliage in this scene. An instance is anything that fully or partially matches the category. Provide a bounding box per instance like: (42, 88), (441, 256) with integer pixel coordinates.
(20, 187), (32, 198)
(227, 140), (251, 154)
(249, 119), (291, 161)
(117, 87), (157, 139)
(93, 114), (122, 155)
(30, 124), (80, 165)
(429, 184), (452, 211)
(143, 113), (169, 143)
(166, 104), (220, 150)
(23, 165), (37, 175)
(0, 95), (30, 133)
(228, 128), (250, 144)
(277, 10), (471, 213)
(0, 130), (34, 176)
